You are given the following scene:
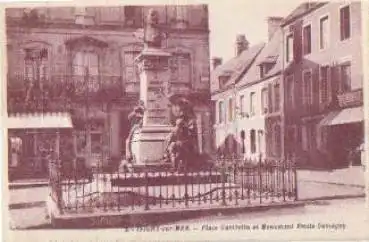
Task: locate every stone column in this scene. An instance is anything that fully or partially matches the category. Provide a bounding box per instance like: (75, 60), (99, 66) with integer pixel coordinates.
(130, 48), (173, 164)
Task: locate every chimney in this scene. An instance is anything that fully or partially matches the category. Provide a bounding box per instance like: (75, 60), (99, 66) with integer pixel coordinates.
(235, 35), (249, 56)
(267, 16), (283, 40)
(212, 57), (223, 69)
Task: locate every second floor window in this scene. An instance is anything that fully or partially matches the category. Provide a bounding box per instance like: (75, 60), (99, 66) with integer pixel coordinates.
(24, 48), (48, 85)
(261, 88), (268, 114)
(286, 75), (294, 109)
(320, 16), (329, 49)
(250, 129), (256, 154)
(286, 34), (293, 62)
(320, 66), (330, 103)
(124, 51), (140, 83)
(273, 83), (280, 112)
(340, 62), (351, 92)
(169, 53), (191, 84)
(239, 95), (245, 116)
(228, 98), (234, 122)
(250, 92), (256, 116)
(218, 101), (224, 124)
(303, 70), (313, 107)
(303, 24), (311, 55)
(340, 5), (351, 41)
(124, 6), (143, 27)
(73, 51), (99, 91)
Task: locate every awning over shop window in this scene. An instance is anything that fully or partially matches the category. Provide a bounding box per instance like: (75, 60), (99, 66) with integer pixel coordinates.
(319, 107), (363, 126)
(7, 112), (73, 129)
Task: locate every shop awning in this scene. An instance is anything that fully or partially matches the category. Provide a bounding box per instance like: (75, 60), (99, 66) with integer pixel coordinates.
(319, 107), (363, 126)
(7, 112), (73, 129)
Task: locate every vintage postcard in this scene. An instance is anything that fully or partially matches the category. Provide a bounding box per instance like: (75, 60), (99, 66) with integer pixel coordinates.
(2, 0), (369, 241)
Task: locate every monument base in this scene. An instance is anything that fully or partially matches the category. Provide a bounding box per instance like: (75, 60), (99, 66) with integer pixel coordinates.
(131, 125), (173, 164)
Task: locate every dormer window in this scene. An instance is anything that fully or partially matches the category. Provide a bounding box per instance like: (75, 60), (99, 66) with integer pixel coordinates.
(259, 58), (276, 79)
(218, 75), (230, 89)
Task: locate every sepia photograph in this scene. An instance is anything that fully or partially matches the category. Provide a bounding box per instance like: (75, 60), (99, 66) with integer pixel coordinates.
(2, 0), (369, 241)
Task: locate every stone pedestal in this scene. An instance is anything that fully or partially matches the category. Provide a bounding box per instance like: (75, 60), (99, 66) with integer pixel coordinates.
(131, 47), (173, 164)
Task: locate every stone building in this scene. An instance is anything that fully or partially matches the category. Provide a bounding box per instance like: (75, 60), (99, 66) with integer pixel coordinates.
(281, 2), (364, 168)
(211, 17), (285, 161)
(6, 5), (211, 178)
(212, 1), (364, 168)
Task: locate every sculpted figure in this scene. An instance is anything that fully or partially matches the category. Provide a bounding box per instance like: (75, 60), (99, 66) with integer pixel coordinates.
(164, 97), (198, 171)
(125, 100), (145, 162)
(143, 9), (163, 48)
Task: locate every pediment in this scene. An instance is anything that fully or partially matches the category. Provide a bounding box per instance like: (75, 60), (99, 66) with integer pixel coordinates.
(65, 36), (108, 49)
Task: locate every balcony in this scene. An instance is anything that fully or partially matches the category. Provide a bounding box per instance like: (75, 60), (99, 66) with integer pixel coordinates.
(337, 89), (363, 108)
(7, 74), (123, 114)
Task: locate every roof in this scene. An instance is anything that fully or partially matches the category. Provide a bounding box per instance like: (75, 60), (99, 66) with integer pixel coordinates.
(236, 28), (284, 88)
(211, 42), (265, 93)
(7, 112), (73, 129)
(281, 2), (327, 26)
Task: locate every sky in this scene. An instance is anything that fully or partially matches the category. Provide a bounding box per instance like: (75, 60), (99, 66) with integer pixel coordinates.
(207, 0), (305, 62)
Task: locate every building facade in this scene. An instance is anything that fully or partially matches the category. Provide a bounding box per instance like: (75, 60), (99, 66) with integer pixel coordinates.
(211, 17), (286, 161)
(212, 2), (364, 168)
(6, 6), (211, 177)
(281, 2), (364, 168)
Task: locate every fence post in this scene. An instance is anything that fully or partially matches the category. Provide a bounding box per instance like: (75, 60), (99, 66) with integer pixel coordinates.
(258, 154), (263, 204)
(184, 167), (189, 207)
(221, 160), (227, 206)
(144, 166), (150, 211)
(282, 158), (286, 202)
(293, 157), (298, 201)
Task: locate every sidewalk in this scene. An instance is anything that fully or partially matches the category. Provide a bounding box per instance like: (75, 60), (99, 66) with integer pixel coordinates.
(297, 166), (365, 187)
(297, 166), (365, 201)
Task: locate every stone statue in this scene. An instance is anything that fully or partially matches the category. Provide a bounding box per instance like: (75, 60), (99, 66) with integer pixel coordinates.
(125, 100), (145, 162)
(143, 9), (164, 48)
(164, 97), (198, 171)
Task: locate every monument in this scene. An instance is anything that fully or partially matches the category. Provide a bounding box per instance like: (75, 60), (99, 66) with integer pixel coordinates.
(128, 9), (199, 166)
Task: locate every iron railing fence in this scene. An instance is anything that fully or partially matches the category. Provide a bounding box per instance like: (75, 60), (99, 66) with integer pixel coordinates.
(49, 156), (298, 214)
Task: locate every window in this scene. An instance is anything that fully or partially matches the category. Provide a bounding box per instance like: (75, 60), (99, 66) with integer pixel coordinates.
(320, 16), (329, 49)
(261, 88), (268, 114)
(320, 66), (330, 103)
(303, 70), (313, 107)
(303, 24), (312, 55)
(240, 130), (246, 154)
(124, 51), (140, 84)
(340, 62), (351, 92)
(273, 125), (281, 157)
(274, 83), (280, 112)
(239, 95), (245, 116)
(218, 75), (230, 89)
(258, 130), (264, 153)
(250, 129), (256, 154)
(169, 53), (191, 83)
(259, 65), (264, 79)
(340, 5), (351, 40)
(250, 92), (256, 116)
(286, 34), (294, 62)
(9, 137), (22, 167)
(124, 6), (143, 27)
(73, 51), (99, 91)
(24, 48), (48, 85)
(228, 98), (234, 122)
(286, 75), (294, 108)
(218, 101), (224, 124)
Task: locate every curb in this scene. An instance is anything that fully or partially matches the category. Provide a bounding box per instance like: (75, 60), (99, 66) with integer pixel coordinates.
(299, 179), (365, 188)
(50, 201), (306, 228)
(9, 182), (49, 189)
(299, 193), (366, 203)
(9, 201), (46, 210)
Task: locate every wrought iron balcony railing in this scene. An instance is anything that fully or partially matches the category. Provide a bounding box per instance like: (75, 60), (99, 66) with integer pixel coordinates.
(7, 74), (123, 114)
